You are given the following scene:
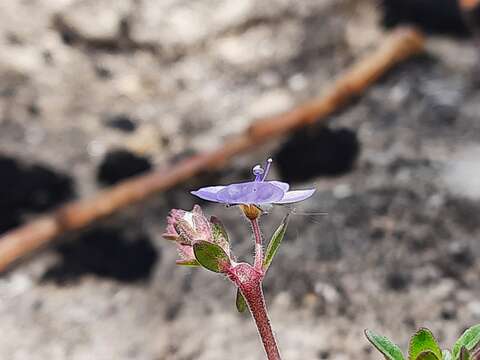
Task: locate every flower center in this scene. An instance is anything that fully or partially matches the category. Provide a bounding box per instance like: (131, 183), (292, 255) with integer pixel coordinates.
(252, 158), (273, 182)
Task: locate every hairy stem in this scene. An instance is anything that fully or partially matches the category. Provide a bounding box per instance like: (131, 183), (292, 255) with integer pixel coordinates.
(251, 218), (263, 271)
(240, 280), (281, 360)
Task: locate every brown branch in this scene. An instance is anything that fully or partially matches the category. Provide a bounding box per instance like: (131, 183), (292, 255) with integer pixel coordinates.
(0, 27), (425, 272)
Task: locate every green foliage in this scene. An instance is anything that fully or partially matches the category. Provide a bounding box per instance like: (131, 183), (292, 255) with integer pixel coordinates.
(408, 328), (442, 360)
(193, 240), (231, 273)
(210, 216), (229, 249)
(365, 329), (405, 360)
(459, 347), (471, 360)
(236, 289), (248, 313)
(453, 325), (480, 360)
(366, 326), (480, 360)
(263, 214), (289, 272)
(416, 351), (441, 360)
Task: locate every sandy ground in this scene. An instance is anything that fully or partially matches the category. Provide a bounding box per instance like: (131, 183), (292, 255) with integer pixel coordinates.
(1, 0), (480, 359)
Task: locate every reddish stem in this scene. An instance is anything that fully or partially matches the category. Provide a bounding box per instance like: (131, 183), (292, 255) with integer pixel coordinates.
(240, 280), (282, 360)
(251, 218), (263, 271)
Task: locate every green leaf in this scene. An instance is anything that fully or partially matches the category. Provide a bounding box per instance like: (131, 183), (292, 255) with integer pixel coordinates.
(453, 325), (480, 360)
(460, 347), (471, 360)
(263, 214), (289, 272)
(235, 289), (248, 313)
(409, 328), (442, 360)
(443, 350), (453, 360)
(210, 216), (229, 245)
(365, 329), (405, 360)
(193, 240), (231, 273)
(416, 351), (441, 360)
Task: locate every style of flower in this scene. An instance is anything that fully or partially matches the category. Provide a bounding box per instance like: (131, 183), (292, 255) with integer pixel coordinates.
(191, 158), (315, 206)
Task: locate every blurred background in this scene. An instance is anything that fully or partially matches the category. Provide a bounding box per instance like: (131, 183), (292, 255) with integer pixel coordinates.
(1, 0), (480, 359)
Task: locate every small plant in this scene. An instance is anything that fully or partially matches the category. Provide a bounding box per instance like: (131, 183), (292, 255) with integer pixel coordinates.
(162, 158), (315, 360)
(365, 325), (480, 360)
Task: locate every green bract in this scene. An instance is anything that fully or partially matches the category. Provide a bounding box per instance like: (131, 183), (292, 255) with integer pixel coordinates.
(409, 328), (442, 360)
(236, 289), (248, 313)
(452, 325), (480, 360)
(416, 351), (441, 360)
(366, 325), (480, 360)
(365, 329), (405, 360)
(263, 214), (289, 273)
(210, 216), (229, 249)
(193, 240), (231, 273)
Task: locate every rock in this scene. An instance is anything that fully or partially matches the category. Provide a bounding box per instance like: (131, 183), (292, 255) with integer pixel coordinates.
(248, 89), (294, 118)
(131, 1), (215, 48)
(442, 146), (480, 200)
(55, 0), (133, 40)
(211, 21), (303, 70)
(468, 301), (480, 318)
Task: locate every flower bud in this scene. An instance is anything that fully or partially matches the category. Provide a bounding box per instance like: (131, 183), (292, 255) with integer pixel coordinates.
(176, 243), (198, 266)
(163, 205), (212, 245)
(163, 205), (231, 267)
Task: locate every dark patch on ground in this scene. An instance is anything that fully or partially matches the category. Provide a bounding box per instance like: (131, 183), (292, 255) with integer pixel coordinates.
(42, 226), (159, 284)
(440, 303), (457, 320)
(0, 155), (75, 233)
(445, 197), (480, 233)
(96, 149), (152, 185)
(385, 271), (411, 291)
(275, 126), (360, 183)
(318, 350), (331, 359)
(52, 14), (158, 54)
(94, 65), (113, 79)
(380, 0), (470, 36)
(316, 235), (343, 261)
(104, 114), (137, 133)
(436, 242), (475, 280)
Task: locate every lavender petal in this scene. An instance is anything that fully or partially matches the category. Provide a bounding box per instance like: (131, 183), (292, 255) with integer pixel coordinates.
(191, 186), (225, 202)
(216, 181), (284, 204)
(267, 181), (289, 192)
(274, 189), (315, 204)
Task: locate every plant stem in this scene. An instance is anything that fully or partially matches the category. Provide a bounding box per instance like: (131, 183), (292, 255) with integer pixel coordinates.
(240, 280), (282, 360)
(251, 218), (263, 271)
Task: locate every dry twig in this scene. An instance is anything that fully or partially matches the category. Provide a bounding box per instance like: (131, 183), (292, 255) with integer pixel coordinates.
(0, 27), (425, 272)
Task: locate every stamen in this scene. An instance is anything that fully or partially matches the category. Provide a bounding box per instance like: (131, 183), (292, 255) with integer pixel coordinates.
(261, 158), (273, 181)
(252, 164), (264, 181)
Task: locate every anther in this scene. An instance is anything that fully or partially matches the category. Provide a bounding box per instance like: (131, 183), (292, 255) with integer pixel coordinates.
(253, 164), (264, 181)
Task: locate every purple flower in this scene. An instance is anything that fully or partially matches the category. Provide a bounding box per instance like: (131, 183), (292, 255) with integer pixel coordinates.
(191, 158), (315, 205)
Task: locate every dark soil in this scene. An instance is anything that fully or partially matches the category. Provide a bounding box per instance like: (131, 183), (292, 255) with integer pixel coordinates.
(42, 226), (159, 284)
(0, 155), (74, 233)
(104, 114), (137, 133)
(96, 149), (152, 185)
(381, 0), (470, 36)
(275, 126), (360, 183)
